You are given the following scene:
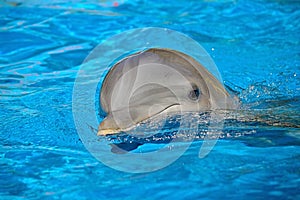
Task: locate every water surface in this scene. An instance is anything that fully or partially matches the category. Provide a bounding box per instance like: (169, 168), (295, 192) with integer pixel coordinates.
(0, 0), (299, 199)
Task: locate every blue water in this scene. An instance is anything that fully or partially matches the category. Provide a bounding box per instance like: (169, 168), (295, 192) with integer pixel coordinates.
(1, 0), (300, 199)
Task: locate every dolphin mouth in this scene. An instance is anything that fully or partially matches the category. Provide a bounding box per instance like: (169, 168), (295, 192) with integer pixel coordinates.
(97, 128), (122, 136)
(97, 103), (180, 136)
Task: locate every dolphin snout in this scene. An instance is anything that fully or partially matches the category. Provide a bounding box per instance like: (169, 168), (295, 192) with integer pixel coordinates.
(97, 103), (181, 135)
(98, 116), (119, 136)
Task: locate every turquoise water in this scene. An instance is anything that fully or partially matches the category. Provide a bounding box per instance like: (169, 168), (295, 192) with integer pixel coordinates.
(1, 0), (300, 199)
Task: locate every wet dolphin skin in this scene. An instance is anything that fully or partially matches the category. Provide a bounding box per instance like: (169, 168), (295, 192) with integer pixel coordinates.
(98, 48), (238, 136)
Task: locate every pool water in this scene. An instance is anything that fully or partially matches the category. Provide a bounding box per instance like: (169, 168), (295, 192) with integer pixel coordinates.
(1, 0), (300, 199)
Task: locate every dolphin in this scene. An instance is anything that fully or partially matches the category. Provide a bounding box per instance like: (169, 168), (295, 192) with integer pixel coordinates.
(97, 48), (238, 136)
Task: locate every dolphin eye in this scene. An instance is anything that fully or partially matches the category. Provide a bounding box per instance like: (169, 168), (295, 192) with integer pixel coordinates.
(188, 84), (200, 101)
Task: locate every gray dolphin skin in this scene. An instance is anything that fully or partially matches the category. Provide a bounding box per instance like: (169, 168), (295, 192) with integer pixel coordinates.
(98, 48), (238, 136)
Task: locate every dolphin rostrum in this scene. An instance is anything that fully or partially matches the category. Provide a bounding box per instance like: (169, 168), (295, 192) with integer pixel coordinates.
(98, 48), (238, 135)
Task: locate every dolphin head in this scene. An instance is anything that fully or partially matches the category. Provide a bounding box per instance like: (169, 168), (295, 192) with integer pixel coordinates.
(97, 48), (238, 135)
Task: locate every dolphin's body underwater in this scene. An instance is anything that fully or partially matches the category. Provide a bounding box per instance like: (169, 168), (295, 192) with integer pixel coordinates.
(98, 48), (238, 135)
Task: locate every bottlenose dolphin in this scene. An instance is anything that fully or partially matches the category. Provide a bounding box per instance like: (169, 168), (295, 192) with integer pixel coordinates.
(98, 48), (238, 135)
